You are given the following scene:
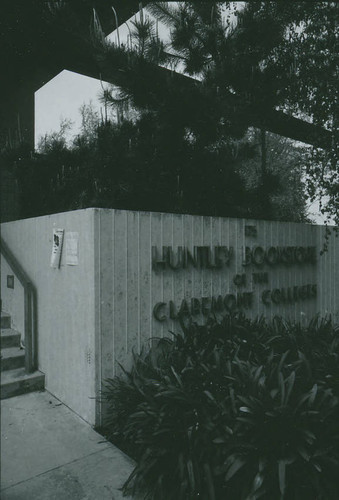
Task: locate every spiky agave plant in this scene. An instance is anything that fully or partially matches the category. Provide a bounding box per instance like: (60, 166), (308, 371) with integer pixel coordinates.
(102, 315), (339, 499)
(218, 352), (339, 499)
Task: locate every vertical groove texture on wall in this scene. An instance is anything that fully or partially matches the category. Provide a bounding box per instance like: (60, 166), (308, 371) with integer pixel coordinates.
(98, 210), (338, 377)
(2, 209), (337, 425)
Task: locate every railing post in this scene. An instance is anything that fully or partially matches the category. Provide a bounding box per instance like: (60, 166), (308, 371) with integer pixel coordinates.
(32, 286), (38, 370)
(24, 284), (33, 373)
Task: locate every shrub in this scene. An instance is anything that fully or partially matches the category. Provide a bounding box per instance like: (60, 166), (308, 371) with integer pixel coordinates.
(102, 315), (339, 499)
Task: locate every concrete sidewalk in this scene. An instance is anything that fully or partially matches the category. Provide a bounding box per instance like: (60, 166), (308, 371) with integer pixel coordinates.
(1, 391), (135, 499)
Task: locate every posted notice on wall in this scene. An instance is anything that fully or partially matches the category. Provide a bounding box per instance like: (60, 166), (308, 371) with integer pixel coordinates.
(50, 228), (64, 268)
(65, 232), (79, 266)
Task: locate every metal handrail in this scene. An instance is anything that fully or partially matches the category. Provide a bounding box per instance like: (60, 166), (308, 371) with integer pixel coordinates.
(0, 236), (37, 373)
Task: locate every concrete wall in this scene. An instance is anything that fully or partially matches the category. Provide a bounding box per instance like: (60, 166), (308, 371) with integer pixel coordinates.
(1, 208), (338, 426)
(316, 226), (339, 317)
(96, 211), (338, 403)
(1, 209), (98, 424)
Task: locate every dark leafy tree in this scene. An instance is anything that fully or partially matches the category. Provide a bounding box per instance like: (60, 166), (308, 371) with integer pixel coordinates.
(1, 2), (335, 225)
(100, 2), (338, 225)
(5, 104), (310, 222)
(238, 129), (309, 222)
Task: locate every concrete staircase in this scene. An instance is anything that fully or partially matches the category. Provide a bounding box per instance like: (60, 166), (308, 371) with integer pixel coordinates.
(1, 312), (45, 399)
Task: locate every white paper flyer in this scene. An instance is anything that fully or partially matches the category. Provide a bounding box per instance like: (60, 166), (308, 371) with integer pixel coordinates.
(65, 232), (79, 266)
(50, 228), (64, 268)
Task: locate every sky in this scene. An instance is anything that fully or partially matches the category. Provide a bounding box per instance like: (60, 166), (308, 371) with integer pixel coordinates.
(35, 70), (107, 145)
(35, 10), (166, 146)
(35, 3), (238, 145)
(34, 4), (329, 225)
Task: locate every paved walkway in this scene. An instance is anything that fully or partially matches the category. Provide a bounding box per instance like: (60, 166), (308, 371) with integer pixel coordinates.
(1, 391), (135, 499)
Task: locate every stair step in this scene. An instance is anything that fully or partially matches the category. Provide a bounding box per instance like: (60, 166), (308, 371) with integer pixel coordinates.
(1, 346), (25, 371)
(1, 328), (21, 348)
(1, 313), (11, 329)
(0, 368), (45, 399)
